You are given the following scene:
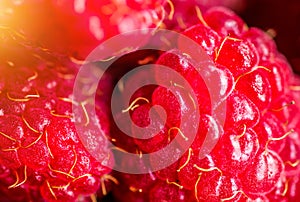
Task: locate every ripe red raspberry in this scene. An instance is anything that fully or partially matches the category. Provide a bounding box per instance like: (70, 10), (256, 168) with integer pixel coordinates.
(162, 0), (248, 32)
(1, 1), (300, 202)
(0, 27), (113, 201)
(0, 0), (249, 60)
(110, 6), (300, 201)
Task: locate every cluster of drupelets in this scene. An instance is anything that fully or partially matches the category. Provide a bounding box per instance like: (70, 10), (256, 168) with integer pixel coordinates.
(109, 5), (300, 202)
(0, 27), (116, 201)
(0, 1), (300, 202)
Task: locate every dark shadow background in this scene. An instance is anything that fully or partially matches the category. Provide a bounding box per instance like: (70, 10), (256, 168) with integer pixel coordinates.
(241, 0), (300, 74)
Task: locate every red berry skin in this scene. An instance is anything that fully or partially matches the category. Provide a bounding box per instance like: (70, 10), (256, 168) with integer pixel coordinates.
(196, 173), (239, 202)
(40, 178), (77, 202)
(22, 108), (52, 133)
(181, 24), (222, 58)
(25, 97), (57, 113)
(270, 94), (299, 125)
(235, 70), (272, 111)
(260, 58), (292, 99)
(131, 103), (172, 153)
(0, 115), (24, 149)
(0, 115), (24, 169)
(239, 150), (284, 195)
(70, 175), (101, 196)
(222, 91), (260, 130)
(203, 7), (248, 37)
(287, 176), (300, 200)
(49, 149), (76, 176)
(0, 93), (26, 115)
(110, 104), (142, 153)
(151, 86), (181, 128)
(149, 181), (194, 202)
(0, 165), (44, 202)
(149, 142), (182, 181)
(18, 139), (50, 171)
(112, 171), (157, 202)
(47, 117), (80, 154)
(243, 27), (278, 61)
(254, 112), (286, 153)
(177, 149), (216, 190)
(0, 27), (113, 201)
(211, 127), (259, 175)
(151, 161), (179, 182)
(155, 49), (211, 114)
(279, 132), (300, 176)
(162, 0), (248, 32)
(3, 67), (37, 98)
(266, 175), (290, 201)
(234, 193), (269, 201)
(105, 5), (300, 202)
(0, 150), (22, 169)
(189, 114), (223, 155)
(215, 38), (259, 78)
(1, 2), (297, 201)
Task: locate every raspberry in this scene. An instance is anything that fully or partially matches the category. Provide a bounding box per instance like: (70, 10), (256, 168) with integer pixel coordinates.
(154, 50), (212, 114)
(254, 112), (286, 153)
(149, 181), (193, 202)
(0, 165), (44, 202)
(0, 27), (113, 201)
(110, 6), (300, 202)
(239, 150), (284, 194)
(0, 0), (164, 58)
(195, 172), (239, 201)
(181, 24), (222, 57)
(0, 0), (250, 60)
(242, 27), (278, 61)
(162, 0), (248, 32)
(234, 69), (272, 110)
(215, 38), (259, 78)
(222, 91), (260, 130)
(211, 127), (259, 175)
(1, 1), (300, 202)
(132, 103), (171, 153)
(203, 6), (248, 37)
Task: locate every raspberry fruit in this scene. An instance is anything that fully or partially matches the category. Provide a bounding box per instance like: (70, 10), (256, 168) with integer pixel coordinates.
(110, 6), (300, 202)
(0, 27), (113, 201)
(0, 0), (164, 59)
(0, 0), (249, 59)
(1, 1), (300, 202)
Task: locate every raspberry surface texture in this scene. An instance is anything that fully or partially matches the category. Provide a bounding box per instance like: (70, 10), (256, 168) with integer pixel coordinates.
(0, 1), (300, 202)
(0, 27), (113, 202)
(109, 6), (300, 202)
